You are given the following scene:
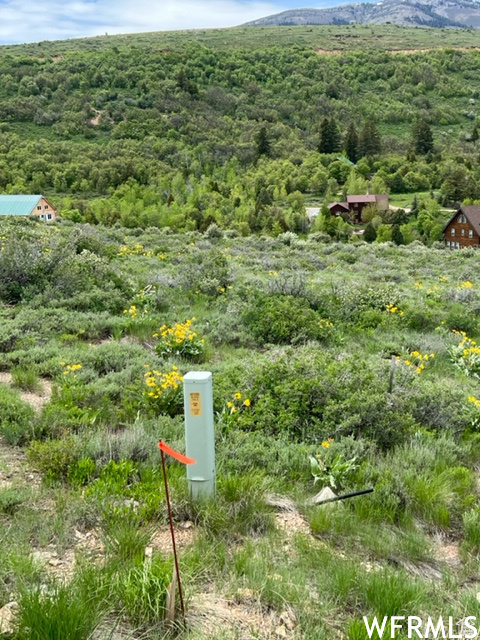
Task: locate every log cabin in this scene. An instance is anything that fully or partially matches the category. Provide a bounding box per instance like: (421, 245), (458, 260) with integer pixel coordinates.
(328, 194), (389, 223)
(443, 205), (480, 249)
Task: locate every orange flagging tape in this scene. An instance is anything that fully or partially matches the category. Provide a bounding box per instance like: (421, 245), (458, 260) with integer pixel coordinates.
(159, 441), (196, 465)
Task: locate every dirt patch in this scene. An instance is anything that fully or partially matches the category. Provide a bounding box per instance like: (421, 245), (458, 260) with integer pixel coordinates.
(0, 436), (40, 489)
(32, 530), (105, 581)
(316, 48), (342, 55)
(435, 541), (462, 569)
(275, 512), (311, 539)
(189, 589), (297, 639)
(151, 522), (196, 555)
(0, 372), (52, 411)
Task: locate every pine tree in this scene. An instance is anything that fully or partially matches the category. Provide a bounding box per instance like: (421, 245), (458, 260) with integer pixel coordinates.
(412, 118), (434, 155)
(364, 222), (377, 243)
(472, 124), (479, 143)
(319, 117), (340, 154)
(344, 122), (359, 163)
(255, 126), (271, 159)
(358, 119), (382, 158)
(411, 194), (419, 216)
(392, 224), (405, 246)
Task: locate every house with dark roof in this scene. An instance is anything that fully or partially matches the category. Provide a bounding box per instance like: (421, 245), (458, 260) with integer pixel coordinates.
(0, 195), (57, 221)
(443, 205), (480, 249)
(328, 194), (389, 223)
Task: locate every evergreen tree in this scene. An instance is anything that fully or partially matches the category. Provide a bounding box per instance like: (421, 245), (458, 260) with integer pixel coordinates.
(364, 222), (377, 243)
(358, 119), (382, 158)
(390, 172), (405, 194)
(392, 224), (405, 245)
(255, 126), (271, 159)
(319, 117), (340, 154)
(412, 118), (434, 154)
(472, 124), (479, 143)
(411, 194), (419, 216)
(344, 122), (359, 163)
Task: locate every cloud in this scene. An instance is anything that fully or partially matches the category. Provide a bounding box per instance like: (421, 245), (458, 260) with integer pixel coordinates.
(0, 0), (293, 44)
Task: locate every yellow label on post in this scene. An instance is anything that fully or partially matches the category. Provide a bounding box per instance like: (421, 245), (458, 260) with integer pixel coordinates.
(189, 392), (202, 416)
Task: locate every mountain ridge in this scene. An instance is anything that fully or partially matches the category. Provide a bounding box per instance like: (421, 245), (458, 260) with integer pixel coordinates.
(242, 0), (480, 29)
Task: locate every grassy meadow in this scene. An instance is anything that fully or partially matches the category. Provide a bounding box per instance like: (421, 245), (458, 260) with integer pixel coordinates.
(0, 217), (479, 638)
(2, 23), (480, 57)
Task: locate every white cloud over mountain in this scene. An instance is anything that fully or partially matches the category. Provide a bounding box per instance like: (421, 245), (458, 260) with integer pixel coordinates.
(0, 0), (320, 43)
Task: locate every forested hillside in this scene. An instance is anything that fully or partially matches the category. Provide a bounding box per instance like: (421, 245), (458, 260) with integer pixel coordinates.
(2, 26), (480, 640)
(1, 26), (480, 237)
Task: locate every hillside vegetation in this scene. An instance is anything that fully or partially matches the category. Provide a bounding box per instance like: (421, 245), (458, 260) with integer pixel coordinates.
(1, 26), (480, 238)
(1, 26), (480, 639)
(0, 219), (479, 639)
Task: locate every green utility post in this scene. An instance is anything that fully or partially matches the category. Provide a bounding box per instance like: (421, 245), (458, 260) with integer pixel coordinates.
(183, 371), (215, 499)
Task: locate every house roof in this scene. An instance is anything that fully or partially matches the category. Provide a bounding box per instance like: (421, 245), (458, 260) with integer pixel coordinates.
(328, 201), (349, 210)
(0, 195), (43, 216)
(347, 195), (377, 204)
(443, 205), (480, 236)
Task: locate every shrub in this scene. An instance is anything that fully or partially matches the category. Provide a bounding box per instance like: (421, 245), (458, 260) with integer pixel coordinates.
(0, 385), (36, 445)
(242, 293), (329, 345)
(143, 365), (184, 417)
(11, 365), (41, 393)
(178, 248), (232, 296)
(0, 486), (30, 515)
(27, 437), (81, 480)
(153, 319), (205, 360)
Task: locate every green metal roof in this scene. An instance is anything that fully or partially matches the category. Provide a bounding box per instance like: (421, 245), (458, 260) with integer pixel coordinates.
(0, 195), (43, 216)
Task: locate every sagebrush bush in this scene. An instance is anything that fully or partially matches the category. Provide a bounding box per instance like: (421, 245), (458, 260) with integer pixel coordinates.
(0, 385), (36, 445)
(242, 293), (327, 345)
(27, 437), (82, 480)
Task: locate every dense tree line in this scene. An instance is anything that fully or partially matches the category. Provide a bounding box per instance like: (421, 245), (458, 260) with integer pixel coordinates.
(0, 44), (480, 233)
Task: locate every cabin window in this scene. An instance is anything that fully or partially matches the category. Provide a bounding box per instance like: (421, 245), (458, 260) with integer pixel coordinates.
(446, 241), (450, 248)
(47, 214), (52, 220)
(458, 214), (467, 223)
(451, 228), (455, 236)
(469, 230), (473, 238)
(37, 205), (41, 210)
(44, 205), (49, 209)
(461, 229), (465, 236)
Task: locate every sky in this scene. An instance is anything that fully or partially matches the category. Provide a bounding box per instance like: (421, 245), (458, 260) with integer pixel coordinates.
(0, 0), (369, 45)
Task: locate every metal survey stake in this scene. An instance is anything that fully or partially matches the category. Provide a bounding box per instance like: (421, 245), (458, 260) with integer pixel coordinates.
(158, 441), (195, 628)
(183, 371), (216, 499)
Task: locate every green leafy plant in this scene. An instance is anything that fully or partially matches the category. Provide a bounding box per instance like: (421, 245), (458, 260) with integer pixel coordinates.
(143, 365), (184, 417)
(153, 318), (205, 360)
(309, 441), (358, 490)
(27, 437), (81, 480)
(450, 330), (480, 378)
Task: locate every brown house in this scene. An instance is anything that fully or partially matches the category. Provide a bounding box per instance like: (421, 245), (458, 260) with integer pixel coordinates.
(328, 201), (350, 217)
(443, 205), (480, 249)
(328, 194), (389, 223)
